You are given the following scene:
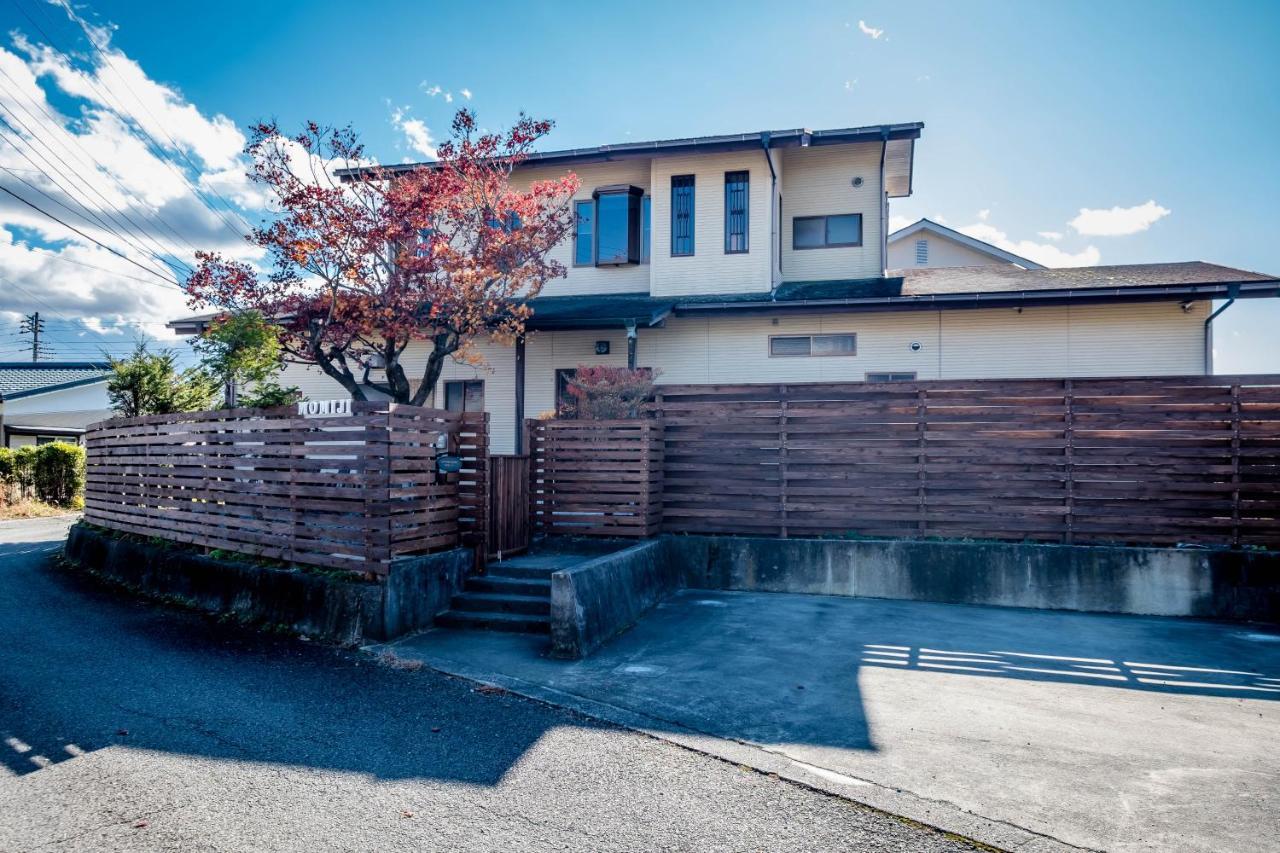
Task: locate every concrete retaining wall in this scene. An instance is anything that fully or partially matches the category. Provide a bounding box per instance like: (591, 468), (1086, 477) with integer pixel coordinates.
(671, 535), (1279, 622)
(549, 539), (681, 658)
(64, 523), (471, 644)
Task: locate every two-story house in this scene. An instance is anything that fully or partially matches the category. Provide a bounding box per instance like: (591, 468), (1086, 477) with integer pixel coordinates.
(172, 122), (1280, 454)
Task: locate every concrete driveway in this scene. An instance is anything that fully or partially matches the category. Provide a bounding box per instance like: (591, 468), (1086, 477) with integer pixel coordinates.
(393, 588), (1280, 853)
(1, 517), (979, 852)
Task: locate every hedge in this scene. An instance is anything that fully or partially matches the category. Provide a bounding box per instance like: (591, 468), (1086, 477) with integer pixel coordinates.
(0, 442), (86, 506)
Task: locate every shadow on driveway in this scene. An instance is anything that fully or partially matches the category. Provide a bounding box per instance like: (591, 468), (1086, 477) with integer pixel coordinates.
(0, 532), (556, 782)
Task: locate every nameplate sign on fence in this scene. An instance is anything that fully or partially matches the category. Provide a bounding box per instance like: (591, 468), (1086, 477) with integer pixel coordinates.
(297, 399), (352, 417)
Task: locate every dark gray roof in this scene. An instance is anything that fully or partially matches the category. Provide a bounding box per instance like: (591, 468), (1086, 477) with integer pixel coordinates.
(335, 122), (923, 179)
(169, 262), (1280, 334)
(0, 362), (111, 401)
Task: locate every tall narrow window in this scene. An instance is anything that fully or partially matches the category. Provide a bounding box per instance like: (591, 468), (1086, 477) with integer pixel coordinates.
(671, 175), (695, 256)
(640, 195), (651, 264)
(724, 170), (749, 254)
(573, 200), (594, 266)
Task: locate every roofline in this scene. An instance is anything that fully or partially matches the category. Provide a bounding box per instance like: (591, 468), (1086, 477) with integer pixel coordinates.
(673, 279), (1280, 316)
(0, 361), (110, 369)
(334, 122), (924, 179)
(1, 373), (110, 402)
(888, 218), (1046, 270)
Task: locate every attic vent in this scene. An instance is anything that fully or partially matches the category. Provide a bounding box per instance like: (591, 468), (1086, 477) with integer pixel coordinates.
(915, 239), (928, 265)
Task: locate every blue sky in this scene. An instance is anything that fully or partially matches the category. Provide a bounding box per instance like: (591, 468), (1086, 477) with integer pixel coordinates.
(0, 0), (1276, 370)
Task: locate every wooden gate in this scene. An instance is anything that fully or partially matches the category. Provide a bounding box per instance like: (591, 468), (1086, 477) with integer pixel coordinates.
(487, 454), (531, 557)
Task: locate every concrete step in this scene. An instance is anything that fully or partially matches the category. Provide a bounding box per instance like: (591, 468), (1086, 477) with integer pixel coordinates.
(435, 610), (550, 634)
(451, 591), (550, 616)
(485, 564), (560, 581)
(467, 576), (552, 597)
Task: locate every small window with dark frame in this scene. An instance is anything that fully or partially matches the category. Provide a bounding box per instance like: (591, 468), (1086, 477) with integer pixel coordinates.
(443, 380), (485, 413)
(769, 333), (857, 357)
(724, 170), (749, 254)
(793, 213), (863, 249)
(671, 175), (695, 256)
(573, 200), (594, 266)
(865, 372), (917, 383)
(594, 185), (643, 265)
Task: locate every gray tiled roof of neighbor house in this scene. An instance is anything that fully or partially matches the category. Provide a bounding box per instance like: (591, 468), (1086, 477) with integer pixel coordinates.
(0, 362), (111, 400)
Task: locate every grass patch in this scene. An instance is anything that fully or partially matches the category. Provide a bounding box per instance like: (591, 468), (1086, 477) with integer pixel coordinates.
(0, 499), (79, 520)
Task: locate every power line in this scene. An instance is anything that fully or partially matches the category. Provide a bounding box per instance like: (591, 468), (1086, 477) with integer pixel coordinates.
(0, 62), (204, 260)
(0, 183), (182, 285)
(25, 0), (255, 242)
(0, 108), (190, 280)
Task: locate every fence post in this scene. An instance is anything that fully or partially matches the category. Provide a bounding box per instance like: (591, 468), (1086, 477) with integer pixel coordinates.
(916, 387), (927, 537)
(778, 385), (789, 539)
(1231, 383), (1241, 547)
(1064, 379), (1075, 545)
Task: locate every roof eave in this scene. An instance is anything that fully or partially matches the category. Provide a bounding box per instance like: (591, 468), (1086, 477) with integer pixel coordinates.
(673, 280), (1280, 316)
(1, 374), (111, 402)
(334, 123), (925, 180)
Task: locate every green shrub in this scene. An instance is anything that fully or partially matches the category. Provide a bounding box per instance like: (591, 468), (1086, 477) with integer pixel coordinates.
(31, 443), (85, 507)
(12, 446), (37, 493)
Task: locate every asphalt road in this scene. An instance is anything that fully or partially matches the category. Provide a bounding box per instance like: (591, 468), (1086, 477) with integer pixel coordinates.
(0, 517), (977, 852)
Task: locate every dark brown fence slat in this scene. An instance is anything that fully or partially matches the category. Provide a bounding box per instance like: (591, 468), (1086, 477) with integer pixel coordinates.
(528, 419), (663, 538)
(82, 403), (489, 576)
(653, 374), (1280, 548)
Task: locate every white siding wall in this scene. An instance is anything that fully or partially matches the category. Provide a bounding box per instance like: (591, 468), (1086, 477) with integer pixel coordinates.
(887, 233), (1009, 269)
(650, 152), (773, 297)
(278, 301), (1208, 454)
(780, 143), (884, 282)
(515, 161), (652, 298)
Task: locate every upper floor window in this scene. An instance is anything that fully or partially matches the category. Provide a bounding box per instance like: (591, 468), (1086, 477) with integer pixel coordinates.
(793, 213), (862, 249)
(575, 187), (644, 266)
(769, 333), (857, 357)
(724, 171), (749, 254)
(573, 200), (594, 266)
(671, 175), (695, 256)
(595, 185), (643, 265)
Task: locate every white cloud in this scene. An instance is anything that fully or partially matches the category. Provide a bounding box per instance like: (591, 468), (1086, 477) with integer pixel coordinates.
(888, 215), (914, 233)
(958, 221), (1101, 268)
(858, 20), (884, 39)
(977, 208), (990, 221)
(843, 79), (857, 90)
(1038, 231), (1063, 241)
(421, 83), (443, 98)
(460, 88), (472, 100)
(0, 11), (270, 355)
(1069, 200), (1170, 237)
(390, 107), (436, 159)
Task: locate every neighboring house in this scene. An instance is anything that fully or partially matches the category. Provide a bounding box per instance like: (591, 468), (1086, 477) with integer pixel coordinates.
(170, 122), (1280, 454)
(0, 362), (113, 447)
(887, 217), (1044, 269)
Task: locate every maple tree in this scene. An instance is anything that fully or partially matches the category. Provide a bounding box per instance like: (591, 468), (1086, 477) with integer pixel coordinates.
(185, 110), (578, 404)
(560, 365), (659, 419)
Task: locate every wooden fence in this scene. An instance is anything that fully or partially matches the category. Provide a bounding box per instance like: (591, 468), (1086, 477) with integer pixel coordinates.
(653, 375), (1280, 548)
(83, 402), (488, 576)
(528, 419), (663, 537)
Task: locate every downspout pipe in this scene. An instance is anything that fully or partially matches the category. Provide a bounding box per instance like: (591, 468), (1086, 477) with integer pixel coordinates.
(878, 130), (889, 277)
(761, 133), (778, 292)
(1203, 283), (1239, 374)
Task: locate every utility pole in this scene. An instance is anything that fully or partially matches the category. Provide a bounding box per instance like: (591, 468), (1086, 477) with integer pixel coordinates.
(19, 312), (44, 362)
